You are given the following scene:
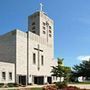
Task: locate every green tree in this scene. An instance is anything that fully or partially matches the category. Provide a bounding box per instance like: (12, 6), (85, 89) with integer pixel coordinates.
(51, 58), (71, 82)
(63, 66), (71, 82)
(72, 60), (90, 80)
(51, 58), (64, 82)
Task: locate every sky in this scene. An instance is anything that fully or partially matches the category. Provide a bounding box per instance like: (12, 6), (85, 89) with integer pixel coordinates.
(0, 0), (90, 67)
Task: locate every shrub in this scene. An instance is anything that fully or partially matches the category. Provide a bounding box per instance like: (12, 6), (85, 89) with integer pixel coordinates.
(7, 83), (19, 87)
(0, 83), (4, 87)
(43, 85), (57, 90)
(7, 83), (14, 87)
(56, 81), (67, 89)
(64, 86), (80, 90)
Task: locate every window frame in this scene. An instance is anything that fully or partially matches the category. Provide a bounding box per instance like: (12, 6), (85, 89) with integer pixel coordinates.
(49, 26), (52, 29)
(9, 72), (12, 80)
(41, 55), (44, 65)
(2, 72), (6, 80)
(49, 30), (52, 33)
(43, 22), (46, 26)
(43, 31), (46, 34)
(49, 34), (52, 37)
(43, 26), (46, 30)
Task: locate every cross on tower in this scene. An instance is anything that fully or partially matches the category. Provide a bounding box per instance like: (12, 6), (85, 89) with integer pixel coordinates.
(40, 3), (43, 11)
(34, 44), (43, 70)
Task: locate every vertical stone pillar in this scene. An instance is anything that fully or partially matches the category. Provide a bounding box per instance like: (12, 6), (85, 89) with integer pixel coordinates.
(28, 75), (31, 84)
(44, 76), (47, 84)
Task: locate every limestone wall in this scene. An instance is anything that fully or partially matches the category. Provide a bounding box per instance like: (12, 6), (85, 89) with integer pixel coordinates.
(16, 30), (27, 75)
(0, 30), (16, 63)
(28, 31), (54, 83)
(0, 62), (15, 83)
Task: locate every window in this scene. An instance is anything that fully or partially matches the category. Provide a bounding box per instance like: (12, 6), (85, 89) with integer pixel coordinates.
(32, 26), (35, 30)
(9, 72), (12, 80)
(49, 30), (52, 33)
(33, 53), (36, 64)
(41, 55), (44, 65)
(43, 26), (45, 30)
(43, 22), (45, 26)
(32, 22), (35, 25)
(43, 31), (46, 34)
(32, 31), (36, 33)
(49, 26), (51, 29)
(2, 72), (6, 80)
(49, 34), (52, 37)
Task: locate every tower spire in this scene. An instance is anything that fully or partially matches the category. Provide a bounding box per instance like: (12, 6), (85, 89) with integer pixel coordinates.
(40, 3), (43, 11)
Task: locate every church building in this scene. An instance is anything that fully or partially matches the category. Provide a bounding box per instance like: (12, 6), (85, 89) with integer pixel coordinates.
(0, 6), (57, 85)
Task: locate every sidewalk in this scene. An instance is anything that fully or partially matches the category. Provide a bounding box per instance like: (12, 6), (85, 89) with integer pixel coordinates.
(69, 84), (90, 89)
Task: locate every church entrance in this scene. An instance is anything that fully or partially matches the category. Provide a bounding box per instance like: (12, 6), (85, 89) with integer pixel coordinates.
(19, 75), (26, 85)
(47, 77), (52, 84)
(34, 76), (44, 85)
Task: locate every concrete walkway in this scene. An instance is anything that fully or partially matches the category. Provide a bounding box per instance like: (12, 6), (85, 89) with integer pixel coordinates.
(69, 84), (90, 89)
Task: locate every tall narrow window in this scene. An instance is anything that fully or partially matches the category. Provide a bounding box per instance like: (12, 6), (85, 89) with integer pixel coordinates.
(41, 55), (44, 65)
(43, 31), (46, 34)
(2, 72), (6, 80)
(9, 72), (12, 80)
(49, 34), (52, 37)
(43, 22), (45, 26)
(33, 53), (36, 64)
(49, 30), (52, 33)
(43, 26), (45, 30)
(49, 26), (51, 29)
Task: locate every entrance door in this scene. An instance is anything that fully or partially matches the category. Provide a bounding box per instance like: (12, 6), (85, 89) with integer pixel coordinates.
(34, 76), (44, 85)
(19, 76), (26, 85)
(47, 77), (52, 84)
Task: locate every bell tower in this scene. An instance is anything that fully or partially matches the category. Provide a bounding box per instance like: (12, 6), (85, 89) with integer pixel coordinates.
(28, 3), (54, 44)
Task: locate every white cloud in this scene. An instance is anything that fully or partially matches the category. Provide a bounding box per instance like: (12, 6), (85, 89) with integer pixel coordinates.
(77, 56), (90, 61)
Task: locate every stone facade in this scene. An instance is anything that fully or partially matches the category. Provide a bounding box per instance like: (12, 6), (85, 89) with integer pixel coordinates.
(0, 62), (15, 83)
(0, 11), (57, 85)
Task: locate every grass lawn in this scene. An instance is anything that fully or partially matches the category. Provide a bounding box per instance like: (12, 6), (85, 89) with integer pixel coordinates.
(69, 82), (90, 84)
(30, 88), (43, 90)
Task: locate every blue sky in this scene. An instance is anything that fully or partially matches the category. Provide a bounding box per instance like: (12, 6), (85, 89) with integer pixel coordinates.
(0, 0), (90, 67)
